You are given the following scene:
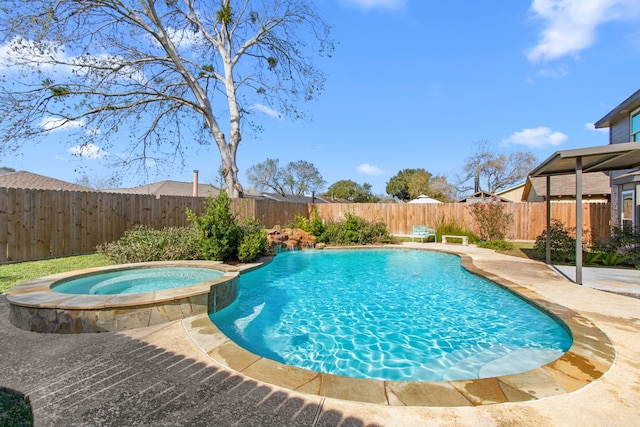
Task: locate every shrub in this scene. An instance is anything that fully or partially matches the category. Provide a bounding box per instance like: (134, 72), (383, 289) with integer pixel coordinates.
(188, 192), (242, 262)
(467, 202), (513, 241)
(341, 211), (364, 244)
(359, 220), (393, 244)
(308, 207), (326, 237)
(290, 213), (309, 232)
(97, 225), (200, 263)
(317, 211), (391, 245)
(317, 221), (339, 244)
(533, 220), (578, 264)
(432, 217), (479, 243)
(477, 240), (514, 251)
(593, 225), (640, 268)
(598, 252), (628, 266)
(237, 218), (267, 263)
(0, 387), (33, 427)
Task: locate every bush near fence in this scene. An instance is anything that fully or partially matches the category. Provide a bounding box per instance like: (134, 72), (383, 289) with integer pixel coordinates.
(0, 187), (610, 263)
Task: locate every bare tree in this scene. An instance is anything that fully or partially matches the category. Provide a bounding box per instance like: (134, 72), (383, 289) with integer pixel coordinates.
(247, 158), (324, 196)
(246, 158), (285, 195)
(75, 174), (123, 190)
(458, 140), (537, 194)
(0, 0), (333, 196)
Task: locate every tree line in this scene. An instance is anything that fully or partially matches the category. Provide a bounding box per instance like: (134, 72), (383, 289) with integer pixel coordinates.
(246, 140), (537, 202)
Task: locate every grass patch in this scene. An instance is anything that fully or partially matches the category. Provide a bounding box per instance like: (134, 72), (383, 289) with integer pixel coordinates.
(0, 254), (114, 293)
(494, 241), (539, 259)
(0, 387), (33, 427)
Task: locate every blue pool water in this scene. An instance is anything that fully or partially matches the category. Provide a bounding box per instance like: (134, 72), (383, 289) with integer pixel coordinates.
(211, 249), (572, 382)
(52, 267), (224, 295)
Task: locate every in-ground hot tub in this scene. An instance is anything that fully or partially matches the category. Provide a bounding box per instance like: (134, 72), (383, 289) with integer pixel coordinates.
(5, 261), (241, 333)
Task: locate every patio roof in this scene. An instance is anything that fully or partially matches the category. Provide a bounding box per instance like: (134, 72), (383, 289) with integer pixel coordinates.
(528, 142), (640, 285)
(529, 142), (640, 177)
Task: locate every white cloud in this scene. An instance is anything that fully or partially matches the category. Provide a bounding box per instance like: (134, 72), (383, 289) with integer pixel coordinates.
(68, 144), (108, 159)
(527, 0), (640, 62)
(535, 66), (568, 79)
(502, 127), (568, 148)
(340, 0), (407, 11)
(0, 37), (146, 83)
(39, 117), (84, 132)
(357, 163), (385, 175)
(166, 27), (202, 49)
(251, 104), (282, 120)
(0, 37), (73, 71)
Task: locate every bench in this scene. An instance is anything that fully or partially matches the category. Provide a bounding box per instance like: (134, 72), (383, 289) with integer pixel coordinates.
(441, 235), (469, 246)
(412, 225), (436, 243)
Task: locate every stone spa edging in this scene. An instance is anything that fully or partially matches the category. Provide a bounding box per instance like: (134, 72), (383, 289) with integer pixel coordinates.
(5, 260), (246, 333)
(182, 246), (616, 407)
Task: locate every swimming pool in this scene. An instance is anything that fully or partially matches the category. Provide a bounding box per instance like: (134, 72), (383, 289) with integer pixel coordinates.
(211, 249), (572, 382)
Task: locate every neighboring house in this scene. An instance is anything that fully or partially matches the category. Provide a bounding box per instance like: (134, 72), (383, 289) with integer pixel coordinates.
(106, 180), (220, 197)
(457, 191), (509, 203)
(0, 171), (93, 192)
(595, 88), (640, 229)
(522, 172), (611, 203)
(495, 183), (526, 203)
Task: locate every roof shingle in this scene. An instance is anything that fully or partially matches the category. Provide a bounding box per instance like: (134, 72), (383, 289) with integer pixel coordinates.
(0, 171), (93, 192)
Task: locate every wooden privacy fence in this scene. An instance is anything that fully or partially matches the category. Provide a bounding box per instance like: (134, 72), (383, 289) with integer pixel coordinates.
(0, 188), (309, 263)
(314, 202), (611, 243)
(0, 187), (610, 263)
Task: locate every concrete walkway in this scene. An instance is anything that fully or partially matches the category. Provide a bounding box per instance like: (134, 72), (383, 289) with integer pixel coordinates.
(553, 264), (640, 297)
(2, 244), (640, 426)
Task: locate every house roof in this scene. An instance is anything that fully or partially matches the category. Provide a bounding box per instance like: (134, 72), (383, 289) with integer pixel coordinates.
(522, 172), (610, 200)
(456, 191), (509, 203)
(407, 194), (443, 204)
(0, 171), (93, 191)
(107, 180), (220, 197)
(495, 182), (525, 195)
(594, 88), (640, 128)
(612, 169), (640, 185)
(245, 192), (347, 203)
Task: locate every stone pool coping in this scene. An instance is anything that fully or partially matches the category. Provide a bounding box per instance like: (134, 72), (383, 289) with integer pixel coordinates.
(5, 260), (253, 333)
(183, 246), (615, 407)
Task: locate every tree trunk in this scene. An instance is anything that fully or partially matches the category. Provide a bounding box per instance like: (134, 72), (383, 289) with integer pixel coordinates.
(218, 139), (243, 198)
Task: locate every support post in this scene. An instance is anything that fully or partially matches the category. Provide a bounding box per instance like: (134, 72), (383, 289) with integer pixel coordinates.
(546, 176), (551, 265)
(575, 157), (583, 285)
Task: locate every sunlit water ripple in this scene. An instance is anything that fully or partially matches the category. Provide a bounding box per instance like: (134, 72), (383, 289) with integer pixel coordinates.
(211, 249), (572, 381)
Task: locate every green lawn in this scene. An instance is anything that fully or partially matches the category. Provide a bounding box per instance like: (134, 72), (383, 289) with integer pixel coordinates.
(0, 254), (114, 293)
(494, 241), (540, 260)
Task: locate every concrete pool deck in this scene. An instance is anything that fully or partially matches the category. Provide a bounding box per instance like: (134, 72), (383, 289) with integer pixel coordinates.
(1, 243), (640, 425)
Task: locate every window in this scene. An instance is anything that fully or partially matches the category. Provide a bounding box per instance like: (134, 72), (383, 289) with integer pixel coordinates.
(621, 190), (635, 230)
(632, 108), (640, 142)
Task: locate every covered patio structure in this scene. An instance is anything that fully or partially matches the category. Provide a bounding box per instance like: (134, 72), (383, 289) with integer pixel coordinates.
(529, 142), (640, 284)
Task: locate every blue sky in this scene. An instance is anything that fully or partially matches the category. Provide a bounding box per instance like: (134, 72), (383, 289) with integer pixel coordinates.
(2, 0), (640, 195)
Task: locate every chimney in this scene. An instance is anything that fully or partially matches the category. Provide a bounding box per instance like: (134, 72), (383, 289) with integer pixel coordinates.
(193, 170), (199, 197)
